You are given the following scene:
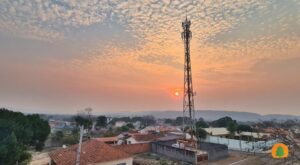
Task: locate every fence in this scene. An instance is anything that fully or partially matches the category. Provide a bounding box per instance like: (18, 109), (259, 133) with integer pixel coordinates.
(202, 135), (277, 152)
(151, 142), (197, 164)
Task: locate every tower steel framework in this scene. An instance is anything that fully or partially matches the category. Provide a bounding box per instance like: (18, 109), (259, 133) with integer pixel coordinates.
(181, 17), (196, 136)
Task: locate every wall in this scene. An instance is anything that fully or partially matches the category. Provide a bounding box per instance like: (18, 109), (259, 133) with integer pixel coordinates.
(92, 157), (133, 165)
(114, 143), (151, 155)
(202, 135), (277, 152)
(126, 137), (144, 144)
(151, 142), (196, 164)
(198, 142), (228, 161)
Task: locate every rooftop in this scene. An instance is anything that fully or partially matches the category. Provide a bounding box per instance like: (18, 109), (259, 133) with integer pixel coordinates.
(93, 136), (118, 142)
(204, 127), (229, 136)
(131, 133), (164, 142)
(49, 139), (130, 165)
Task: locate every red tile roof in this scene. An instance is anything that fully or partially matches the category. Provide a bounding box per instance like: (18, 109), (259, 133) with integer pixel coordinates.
(94, 136), (118, 142)
(113, 143), (151, 155)
(49, 139), (131, 165)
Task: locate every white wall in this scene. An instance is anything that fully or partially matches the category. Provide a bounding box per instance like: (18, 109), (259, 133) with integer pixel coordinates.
(202, 135), (277, 152)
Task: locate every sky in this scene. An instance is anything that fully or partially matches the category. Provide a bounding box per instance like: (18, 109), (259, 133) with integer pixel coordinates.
(0, 0), (299, 115)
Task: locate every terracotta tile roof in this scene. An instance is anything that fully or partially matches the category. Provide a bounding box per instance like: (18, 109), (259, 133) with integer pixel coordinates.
(113, 143), (151, 155)
(49, 139), (131, 165)
(94, 136), (118, 142)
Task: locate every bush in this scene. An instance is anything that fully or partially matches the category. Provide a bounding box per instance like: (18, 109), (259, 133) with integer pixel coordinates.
(62, 136), (78, 145)
(35, 142), (44, 151)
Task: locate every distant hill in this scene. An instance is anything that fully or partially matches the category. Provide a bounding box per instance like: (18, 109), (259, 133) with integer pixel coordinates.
(105, 110), (300, 122)
(33, 110), (300, 122)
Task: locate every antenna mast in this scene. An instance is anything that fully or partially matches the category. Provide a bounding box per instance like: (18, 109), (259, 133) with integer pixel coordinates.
(181, 17), (196, 137)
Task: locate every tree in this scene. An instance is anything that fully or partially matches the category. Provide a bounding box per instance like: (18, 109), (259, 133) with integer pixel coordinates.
(227, 121), (238, 138)
(74, 115), (92, 129)
(126, 123), (134, 129)
(0, 132), (31, 165)
(0, 110), (54, 152)
(62, 136), (78, 145)
(96, 116), (107, 127)
(237, 124), (252, 132)
(196, 128), (207, 140)
(120, 125), (129, 132)
(27, 114), (50, 151)
(211, 116), (237, 127)
(140, 116), (155, 127)
(0, 109), (51, 164)
(196, 120), (208, 128)
(164, 119), (173, 125)
(174, 117), (190, 126)
(53, 131), (64, 141)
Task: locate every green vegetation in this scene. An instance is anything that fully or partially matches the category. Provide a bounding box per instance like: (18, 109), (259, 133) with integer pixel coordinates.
(164, 118), (173, 124)
(96, 115), (107, 127)
(126, 123), (134, 129)
(119, 125), (130, 132)
(196, 127), (207, 140)
(74, 115), (92, 129)
(110, 116), (155, 128)
(196, 119), (209, 128)
(227, 121), (238, 138)
(210, 116), (237, 127)
(237, 124), (252, 132)
(174, 117), (191, 126)
(0, 108), (50, 165)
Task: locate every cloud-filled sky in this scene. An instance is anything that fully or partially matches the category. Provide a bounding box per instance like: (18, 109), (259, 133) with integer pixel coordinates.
(0, 0), (299, 115)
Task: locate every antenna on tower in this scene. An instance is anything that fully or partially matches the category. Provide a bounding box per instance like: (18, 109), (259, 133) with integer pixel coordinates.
(181, 16), (196, 144)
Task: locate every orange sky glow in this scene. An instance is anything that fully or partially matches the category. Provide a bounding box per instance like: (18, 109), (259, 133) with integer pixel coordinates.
(0, 0), (299, 115)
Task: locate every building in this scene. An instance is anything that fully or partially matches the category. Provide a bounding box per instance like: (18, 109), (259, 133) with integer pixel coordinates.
(204, 127), (230, 138)
(115, 121), (126, 127)
(139, 126), (179, 134)
(238, 131), (270, 141)
(94, 136), (119, 145)
(125, 133), (164, 144)
(49, 120), (75, 134)
(49, 139), (133, 165)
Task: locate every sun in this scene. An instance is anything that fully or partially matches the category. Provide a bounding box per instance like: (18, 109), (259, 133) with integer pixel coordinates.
(175, 91), (180, 96)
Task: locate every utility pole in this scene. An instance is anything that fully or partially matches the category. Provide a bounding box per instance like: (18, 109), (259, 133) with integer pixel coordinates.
(76, 125), (84, 165)
(181, 16), (196, 141)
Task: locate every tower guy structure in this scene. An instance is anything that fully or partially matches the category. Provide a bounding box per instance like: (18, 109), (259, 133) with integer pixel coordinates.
(181, 17), (196, 137)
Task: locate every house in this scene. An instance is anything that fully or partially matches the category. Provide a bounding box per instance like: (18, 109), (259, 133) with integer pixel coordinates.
(49, 120), (67, 133)
(133, 121), (141, 129)
(115, 121), (126, 127)
(204, 127), (230, 138)
(94, 136), (119, 145)
(139, 126), (179, 134)
(238, 131), (271, 140)
(126, 133), (164, 144)
(49, 139), (133, 165)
